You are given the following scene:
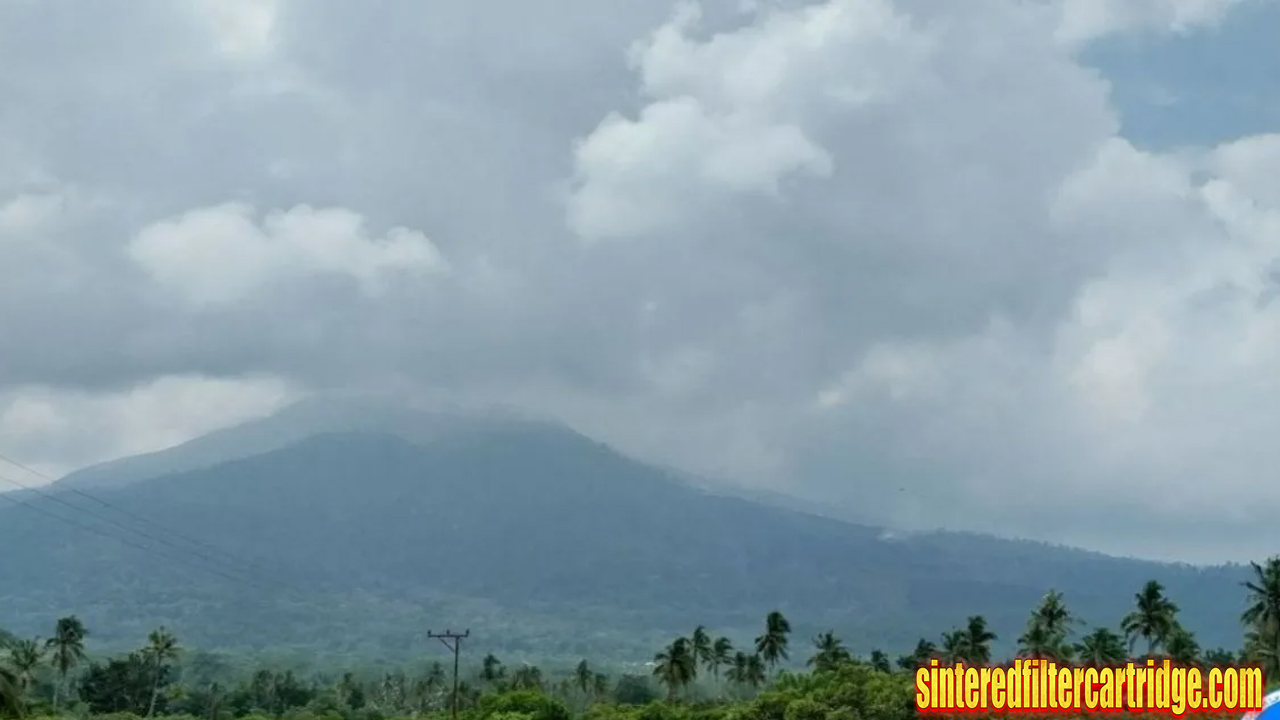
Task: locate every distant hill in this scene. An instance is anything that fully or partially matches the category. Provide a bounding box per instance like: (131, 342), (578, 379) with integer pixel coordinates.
(0, 403), (1253, 666)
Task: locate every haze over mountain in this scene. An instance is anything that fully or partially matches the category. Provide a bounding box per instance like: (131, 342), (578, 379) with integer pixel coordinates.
(51, 397), (560, 490)
(0, 400), (1251, 665)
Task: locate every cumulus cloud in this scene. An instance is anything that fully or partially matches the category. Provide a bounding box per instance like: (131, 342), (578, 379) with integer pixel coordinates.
(1, 0), (1278, 563)
(129, 203), (447, 306)
(0, 375), (298, 481)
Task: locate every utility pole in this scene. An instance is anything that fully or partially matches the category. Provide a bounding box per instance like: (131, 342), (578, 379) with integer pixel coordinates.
(428, 629), (469, 720)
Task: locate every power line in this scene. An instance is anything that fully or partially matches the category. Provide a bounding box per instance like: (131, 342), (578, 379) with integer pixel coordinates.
(0, 469), (269, 586)
(0, 458), (328, 602)
(0, 476), (261, 589)
(0, 451), (283, 581)
(0, 468), (335, 607)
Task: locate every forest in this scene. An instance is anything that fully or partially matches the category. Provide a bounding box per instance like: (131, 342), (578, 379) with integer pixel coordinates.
(3, 557), (1279, 720)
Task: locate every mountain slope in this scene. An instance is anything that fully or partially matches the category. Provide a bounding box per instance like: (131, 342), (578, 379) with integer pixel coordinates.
(0, 422), (1252, 665)
(51, 396), (556, 490)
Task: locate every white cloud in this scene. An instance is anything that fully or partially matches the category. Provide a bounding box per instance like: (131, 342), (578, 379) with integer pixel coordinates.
(567, 0), (932, 241)
(1054, 0), (1249, 45)
(193, 0), (278, 60)
(128, 202), (448, 307)
(804, 130), (1280, 560)
(0, 192), (62, 235)
(0, 374), (299, 483)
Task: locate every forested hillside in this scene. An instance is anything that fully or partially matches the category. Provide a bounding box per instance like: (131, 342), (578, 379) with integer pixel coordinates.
(0, 415), (1256, 663)
(4, 565), (1279, 720)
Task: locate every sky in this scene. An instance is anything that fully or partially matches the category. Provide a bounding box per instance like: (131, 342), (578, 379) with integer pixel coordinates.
(1, 0), (1278, 565)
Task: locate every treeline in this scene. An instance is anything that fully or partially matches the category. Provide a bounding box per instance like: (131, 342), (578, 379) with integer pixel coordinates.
(3, 558), (1279, 720)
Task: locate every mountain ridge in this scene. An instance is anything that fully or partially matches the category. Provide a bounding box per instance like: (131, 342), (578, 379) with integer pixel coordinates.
(0, 403), (1254, 665)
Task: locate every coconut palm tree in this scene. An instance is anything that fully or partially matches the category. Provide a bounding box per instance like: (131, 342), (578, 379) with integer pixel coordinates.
(726, 652), (746, 684)
(947, 616), (997, 663)
(689, 626), (713, 674)
(1202, 648), (1237, 668)
(652, 638), (696, 700)
(3, 640), (42, 694)
(1017, 621), (1060, 660)
(143, 626), (180, 717)
(1032, 591), (1075, 637)
(1245, 625), (1280, 680)
(509, 664), (542, 691)
(337, 671), (364, 709)
(1017, 593), (1075, 661)
(1121, 581), (1179, 658)
(869, 649), (892, 673)
(479, 654), (504, 686)
(1074, 628), (1127, 668)
(807, 631), (851, 672)
(754, 611), (791, 669)
(897, 639), (938, 670)
(941, 630), (965, 662)
(573, 660), (592, 696)
(725, 650), (768, 691)
(1165, 626), (1200, 665)
(743, 654), (766, 689)
(1242, 557), (1280, 673)
(0, 666), (23, 719)
(708, 637), (733, 680)
(45, 616), (87, 713)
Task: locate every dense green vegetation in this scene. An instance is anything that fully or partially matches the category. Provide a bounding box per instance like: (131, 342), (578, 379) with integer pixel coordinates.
(5, 558), (1279, 720)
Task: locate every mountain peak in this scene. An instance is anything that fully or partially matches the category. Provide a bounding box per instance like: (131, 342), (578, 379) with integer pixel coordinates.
(54, 394), (579, 490)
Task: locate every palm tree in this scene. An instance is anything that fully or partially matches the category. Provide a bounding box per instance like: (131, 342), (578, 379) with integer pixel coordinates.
(509, 664), (543, 691)
(200, 681), (226, 720)
(1242, 557), (1280, 670)
(143, 626), (180, 717)
(338, 671), (365, 709)
(708, 637), (733, 680)
(45, 615), (87, 713)
(726, 651), (751, 686)
(1074, 628), (1127, 668)
(1245, 625), (1280, 680)
(573, 660), (592, 696)
(1202, 648), (1236, 668)
(1165, 626), (1200, 666)
(652, 638), (696, 700)
(425, 662), (446, 689)
(1017, 621), (1060, 660)
(947, 616), (996, 663)
(743, 654), (766, 689)
(0, 666), (23, 719)
(897, 638), (938, 670)
(941, 630), (965, 662)
(479, 654), (504, 686)
(754, 611), (791, 669)
(869, 649), (891, 673)
(689, 626), (713, 674)
(1032, 591), (1075, 637)
(1121, 581), (1179, 658)
(3, 640), (42, 694)
(1017, 594), (1075, 661)
(806, 631), (850, 672)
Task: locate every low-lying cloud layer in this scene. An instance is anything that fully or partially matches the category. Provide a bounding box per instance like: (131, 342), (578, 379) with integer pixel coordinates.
(1, 0), (1276, 563)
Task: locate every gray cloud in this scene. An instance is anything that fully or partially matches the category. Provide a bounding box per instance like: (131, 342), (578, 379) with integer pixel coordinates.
(0, 0), (1275, 563)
